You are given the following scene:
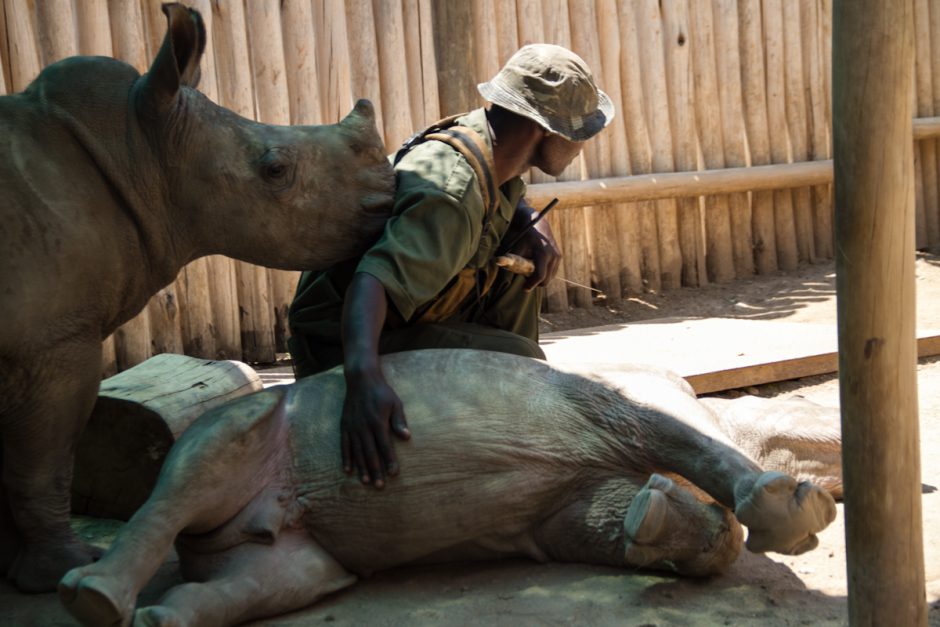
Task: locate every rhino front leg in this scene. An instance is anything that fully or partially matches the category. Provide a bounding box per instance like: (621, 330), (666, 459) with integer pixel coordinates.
(2, 343), (103, 592)
(134, 530), (355, 627)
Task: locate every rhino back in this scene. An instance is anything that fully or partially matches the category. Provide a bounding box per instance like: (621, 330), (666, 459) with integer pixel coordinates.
(0, 57), (162, 348)
(283, 349), (660, 573)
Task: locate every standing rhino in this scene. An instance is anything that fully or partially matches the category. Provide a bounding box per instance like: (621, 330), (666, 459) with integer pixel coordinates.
(59, 349), (838, 627)
(0, 3), (393, 592)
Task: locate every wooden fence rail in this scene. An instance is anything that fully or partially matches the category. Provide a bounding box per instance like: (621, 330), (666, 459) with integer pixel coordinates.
(1, 0), (938, 372)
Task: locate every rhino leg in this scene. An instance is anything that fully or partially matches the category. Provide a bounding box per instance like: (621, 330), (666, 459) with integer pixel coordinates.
(59, 388), (290, 626)
(534, 473), (741, 577)
(133, 530), (354, 627)
(3, 343), (103, 592)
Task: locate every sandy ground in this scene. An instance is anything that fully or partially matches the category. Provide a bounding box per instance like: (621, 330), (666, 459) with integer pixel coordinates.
(5, 254), (940, 626)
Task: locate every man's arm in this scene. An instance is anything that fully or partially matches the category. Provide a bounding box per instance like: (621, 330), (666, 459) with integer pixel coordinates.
(508, 199), (562, 290)
(341, 272), (410, 488)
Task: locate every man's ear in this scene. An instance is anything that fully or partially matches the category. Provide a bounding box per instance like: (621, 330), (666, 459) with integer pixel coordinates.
(138, 3), (206, 118)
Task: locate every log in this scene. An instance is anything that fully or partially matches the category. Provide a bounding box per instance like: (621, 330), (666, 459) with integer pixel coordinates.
(416, 0), (439, 124)
(0, 0), (10, 94)
(782, 1), (817, 263)
(402, 0), (427, 127)
(930, 0), (940, 247)
(494, 0), (519, 64)
(3, 0), (41, 91)
(596, 0), (643, 295)
(916, 0), (940, 247)
(107, 0), (147, 72)
(72, 354), (263, 520)
(314, 0), (352, 124)
(140, 0), (166, 62)
(662, 0), (707, 288)
(471, 0), (500, 88)
(35, 0), (76, 64)
(147, 285), (184, 356)
(76, 0), (112, 57)
(738, 0), (778, 275)
(833, 1), (926, 623)
(617, 1), (662, 292)
(211, 0), (276, 363)
(635, 0), (682, 290)
(101, 335), (118, 379)
(525, 160), (834, 209)
(689, 0), (736, 284)
(762, 0), (798, 271)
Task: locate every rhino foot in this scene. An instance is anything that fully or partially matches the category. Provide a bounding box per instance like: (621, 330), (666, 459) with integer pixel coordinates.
(59, 568), (133, 627)
(734, 471), (837, 555)
(624, 474), (741, 576)
(8, 536), (101, 593)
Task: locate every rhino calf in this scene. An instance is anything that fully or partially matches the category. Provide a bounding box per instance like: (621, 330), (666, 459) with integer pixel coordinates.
(59, 350), (838, 627)
(0, 3), (393, 591)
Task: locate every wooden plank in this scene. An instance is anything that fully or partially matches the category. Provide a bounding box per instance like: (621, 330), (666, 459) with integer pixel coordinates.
(76, 0), (112, 57)
(282, 0), (323, 126)
(372, 0), (413, 150)
(314, 0), (352, 123)
(540, 318), (940, 395)
(3, 0), (41, 91)
(35, 0), (77, 64)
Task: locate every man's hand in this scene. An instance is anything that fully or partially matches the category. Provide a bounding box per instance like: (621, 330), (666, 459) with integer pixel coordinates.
(508, 200), (562, 290)
(341, 365), (410, 488)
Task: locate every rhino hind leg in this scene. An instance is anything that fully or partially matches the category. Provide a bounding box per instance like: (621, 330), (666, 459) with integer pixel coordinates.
(135, 529), (355, 627)
(733, 471), (837, 555)
(623, 474), (743, 576)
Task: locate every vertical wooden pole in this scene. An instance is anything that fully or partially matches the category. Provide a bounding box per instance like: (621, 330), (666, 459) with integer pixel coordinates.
(471, 0), (500, 88)
(314, 0), (352, 123)
(569, 0), (623, 304)
(372, 0), (413, 150)
(714, 0), (755, 279)
(929, 0), (940, 247)
(738, 0), (778, 275)
(76, 0), (112, 57)
(662, 0), (707, 288)
(282, 0), (323, 126)
(782, 1), (817, 264)
(915, 0), (940, 247)
(190, 0), (241, 361)
(402, 0), (427, 128)
(345, 0), (383, 139)
(689, 0), (736, 284)
(4, 0), (41, 92)
(833, 2), (926, 624)
(618, 0), (662, 293)
(0, 0), (11, 95)
(212, 0), (276, 363)
(635, 0), (683, 290)
(416, 0), (439, 124)
(431, 2), (475, 117)
(801, 0), (834, 260)
(596, 0), (643, 296)
(35, 0), (77, 64)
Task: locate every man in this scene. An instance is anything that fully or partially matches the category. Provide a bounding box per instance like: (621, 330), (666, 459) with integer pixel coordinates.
(288, 43), (614, 488)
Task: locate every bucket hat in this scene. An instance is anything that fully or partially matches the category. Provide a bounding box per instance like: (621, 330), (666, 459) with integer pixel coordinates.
(477, 43), (614, 142)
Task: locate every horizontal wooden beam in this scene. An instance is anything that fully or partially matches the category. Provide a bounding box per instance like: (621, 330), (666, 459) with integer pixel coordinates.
(526, 116), (940, 211)
(526, 160), (833, 209)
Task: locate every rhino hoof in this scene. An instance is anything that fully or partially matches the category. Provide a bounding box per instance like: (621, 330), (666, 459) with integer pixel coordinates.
(734, 471), (837, 555)
(134, 606), (186, 627)
(59, 570), (129, 627)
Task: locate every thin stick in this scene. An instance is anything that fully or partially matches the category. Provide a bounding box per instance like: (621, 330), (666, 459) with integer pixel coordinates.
(498, 198), (559, 254)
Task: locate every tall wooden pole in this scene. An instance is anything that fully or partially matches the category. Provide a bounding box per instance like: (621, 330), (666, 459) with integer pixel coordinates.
(833, 2), (926, 625)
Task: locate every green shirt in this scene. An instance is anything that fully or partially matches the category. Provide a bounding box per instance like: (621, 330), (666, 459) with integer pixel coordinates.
(289, 108), (526, 344)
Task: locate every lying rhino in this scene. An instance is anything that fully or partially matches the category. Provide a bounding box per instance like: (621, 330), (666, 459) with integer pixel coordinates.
(0, 3), (393, 591)
(60, 350), (838, 627)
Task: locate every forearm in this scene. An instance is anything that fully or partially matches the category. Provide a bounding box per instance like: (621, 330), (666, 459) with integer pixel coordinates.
(341, 272), (388, 376)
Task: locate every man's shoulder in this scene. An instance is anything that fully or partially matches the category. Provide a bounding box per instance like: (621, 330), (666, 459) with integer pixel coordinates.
(395, 138), (482, 207)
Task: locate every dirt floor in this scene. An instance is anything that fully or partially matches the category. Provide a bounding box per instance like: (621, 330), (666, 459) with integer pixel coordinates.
(5, 254), (940, 626)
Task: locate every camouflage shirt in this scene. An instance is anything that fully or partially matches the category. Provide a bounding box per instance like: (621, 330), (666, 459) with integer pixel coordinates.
(289, 108), (526, 343)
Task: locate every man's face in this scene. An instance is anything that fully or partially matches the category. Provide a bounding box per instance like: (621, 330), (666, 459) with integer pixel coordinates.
(532, 132), (585, 176)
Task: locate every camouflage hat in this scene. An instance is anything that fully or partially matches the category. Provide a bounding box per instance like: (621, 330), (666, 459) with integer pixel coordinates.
(478, 43), (614, 142)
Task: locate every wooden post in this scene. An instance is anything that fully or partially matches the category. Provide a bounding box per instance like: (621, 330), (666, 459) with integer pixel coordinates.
(345, 0), (383, 138)
(0, 0), (11, 95)
(402, 0), (428, 128)
(35, 0), (77, 64)
(714, 0), (755, 279)
(4, 0), (41, 92)
(929, 0), (940, 248)
(783, 1), (817, 264)
(212, 0), (277, 364)
(76, 0), (112, 57)
(833, 2), (927, 624)
(915, 0), (940, 248)
(417, 0), (439, 124)
(635, 0), (683, 290)
(282, 0), (323, 126)
(596, 0), (643, 295)
(617, 0), (662, 293)
(662, 0), (707, 288)
(739, 0), (779, 275)
(372, 0), (413, 150)
(313, 0), (352, 124)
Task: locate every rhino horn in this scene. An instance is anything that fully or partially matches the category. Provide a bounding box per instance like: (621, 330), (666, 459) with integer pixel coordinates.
(339, 99), (386, 152)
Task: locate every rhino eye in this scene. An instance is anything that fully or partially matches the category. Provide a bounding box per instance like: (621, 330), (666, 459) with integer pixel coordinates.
(259, 149), (294, 185)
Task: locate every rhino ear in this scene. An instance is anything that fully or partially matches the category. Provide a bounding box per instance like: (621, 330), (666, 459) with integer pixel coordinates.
(140, 3), (206, 115)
